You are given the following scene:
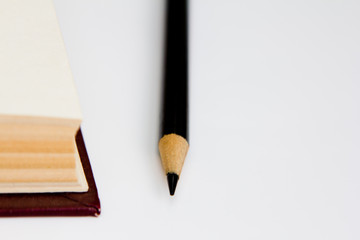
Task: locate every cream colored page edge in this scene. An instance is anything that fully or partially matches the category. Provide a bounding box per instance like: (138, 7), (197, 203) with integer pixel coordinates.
(0, 140), (88, 193)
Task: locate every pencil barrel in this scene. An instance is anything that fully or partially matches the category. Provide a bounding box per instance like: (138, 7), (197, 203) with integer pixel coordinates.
(161, 0), (188, 140)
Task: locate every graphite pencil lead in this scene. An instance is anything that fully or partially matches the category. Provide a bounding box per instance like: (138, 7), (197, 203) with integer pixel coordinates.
(167, 173), (179, 196)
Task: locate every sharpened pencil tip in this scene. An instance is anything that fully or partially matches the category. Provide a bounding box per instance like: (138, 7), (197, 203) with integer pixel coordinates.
(167, 173), (179, 196)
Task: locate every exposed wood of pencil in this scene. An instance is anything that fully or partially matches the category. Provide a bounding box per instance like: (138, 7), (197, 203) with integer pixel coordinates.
(159, 133), (189, 176)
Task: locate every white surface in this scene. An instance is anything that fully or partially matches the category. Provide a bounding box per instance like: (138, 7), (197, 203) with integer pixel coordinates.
(0, 0), (81, 121)
(3, 0), (360, 239)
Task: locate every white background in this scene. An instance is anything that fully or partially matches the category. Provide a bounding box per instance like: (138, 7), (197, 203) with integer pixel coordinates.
(3, 0), (360, 239)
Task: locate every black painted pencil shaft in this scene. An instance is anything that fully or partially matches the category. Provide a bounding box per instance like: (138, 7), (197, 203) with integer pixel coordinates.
(159, 0), (189, 196)
(161, 0), (188, 140)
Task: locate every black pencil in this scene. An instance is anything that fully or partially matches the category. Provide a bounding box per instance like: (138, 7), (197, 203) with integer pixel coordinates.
(159, 0), (189, 196)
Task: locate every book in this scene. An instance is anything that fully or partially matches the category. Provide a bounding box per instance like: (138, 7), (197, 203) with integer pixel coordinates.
(0, 0), (100, 216)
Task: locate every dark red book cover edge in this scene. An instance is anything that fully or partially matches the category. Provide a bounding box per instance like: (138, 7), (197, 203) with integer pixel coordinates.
(0, 129), (101, 217)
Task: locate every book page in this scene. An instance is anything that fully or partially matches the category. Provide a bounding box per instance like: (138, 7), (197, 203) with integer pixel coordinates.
(0, 0), (82, 121)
